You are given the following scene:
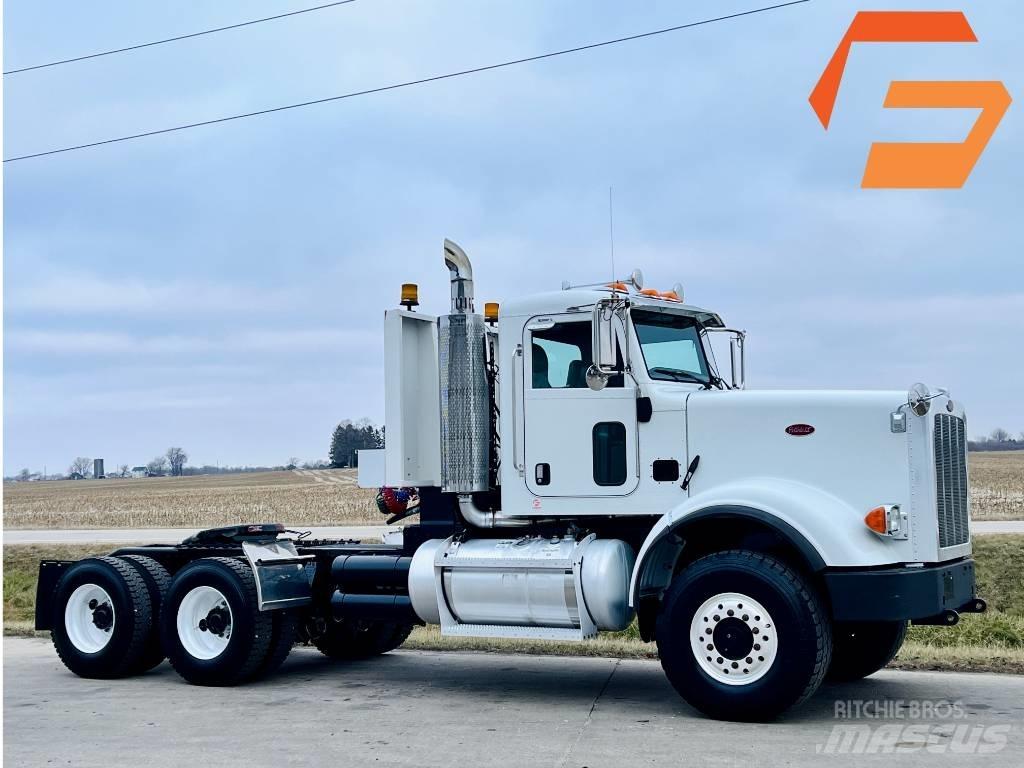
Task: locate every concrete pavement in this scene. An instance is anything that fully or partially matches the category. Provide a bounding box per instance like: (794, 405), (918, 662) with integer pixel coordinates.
(4, 637), (1023, 767)
(4, 520), (1021, 545)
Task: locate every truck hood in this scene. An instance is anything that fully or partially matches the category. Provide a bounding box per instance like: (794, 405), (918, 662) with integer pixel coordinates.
(682, 388), (968, 565)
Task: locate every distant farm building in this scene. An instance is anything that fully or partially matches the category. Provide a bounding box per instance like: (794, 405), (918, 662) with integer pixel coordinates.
(131, 466), (147, 479)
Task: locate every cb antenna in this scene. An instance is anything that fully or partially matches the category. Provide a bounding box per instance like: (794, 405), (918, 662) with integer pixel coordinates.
(608, 186), (616, 288)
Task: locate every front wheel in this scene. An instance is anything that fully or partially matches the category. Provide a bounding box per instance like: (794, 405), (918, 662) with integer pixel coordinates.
(828, 620), (907, 682)
(656, 550), (831, 721)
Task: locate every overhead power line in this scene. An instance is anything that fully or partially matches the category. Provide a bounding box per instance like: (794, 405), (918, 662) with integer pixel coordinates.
(4, 1), (809, 164)
(3, 1), (358, 75)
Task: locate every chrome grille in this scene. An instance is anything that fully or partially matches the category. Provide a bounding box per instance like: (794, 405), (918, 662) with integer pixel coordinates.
(934, 413), (969, 548)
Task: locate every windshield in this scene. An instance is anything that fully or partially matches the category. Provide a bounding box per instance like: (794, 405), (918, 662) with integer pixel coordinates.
(632, 309), (710, 385)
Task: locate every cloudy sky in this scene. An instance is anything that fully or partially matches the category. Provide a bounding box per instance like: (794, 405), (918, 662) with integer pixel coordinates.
(3, 0), (1020, 474)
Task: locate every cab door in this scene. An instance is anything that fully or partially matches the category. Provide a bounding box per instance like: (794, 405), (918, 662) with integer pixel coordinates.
(523, 314), (638, 497)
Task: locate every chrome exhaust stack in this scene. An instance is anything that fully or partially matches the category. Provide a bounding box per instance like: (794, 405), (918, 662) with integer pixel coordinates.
(438, 240), (489, 495)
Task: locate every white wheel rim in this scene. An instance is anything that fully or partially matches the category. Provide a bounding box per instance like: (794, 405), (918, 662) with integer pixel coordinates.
(64, 583), (116, 654)
(177, 586), (233, 660)
(689, 592), (778, 685)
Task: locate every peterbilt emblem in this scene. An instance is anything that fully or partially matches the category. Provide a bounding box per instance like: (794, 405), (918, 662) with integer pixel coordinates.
(785, 424), (815, 436)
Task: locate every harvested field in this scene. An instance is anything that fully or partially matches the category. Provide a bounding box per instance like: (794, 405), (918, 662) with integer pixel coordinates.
(2, 452), (1019, 531)
(970, 451), (1024, 521)
(2, 469), (382, 529)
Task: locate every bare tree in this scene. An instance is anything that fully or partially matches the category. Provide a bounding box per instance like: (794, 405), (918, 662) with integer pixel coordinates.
(17, 468), (32, 482)
(287, 457), (300, 470)
(69, 457), (92, 477)
(146, 456), (168, 476)
(166, 447), (188, 477)
(991, 428), (1010, 443)
(118, 464), (130, 478)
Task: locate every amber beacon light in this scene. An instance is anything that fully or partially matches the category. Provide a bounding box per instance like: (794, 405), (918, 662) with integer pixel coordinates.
(400, 283), (419, 309)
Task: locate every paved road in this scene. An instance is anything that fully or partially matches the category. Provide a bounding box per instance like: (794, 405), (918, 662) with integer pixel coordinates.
(5, 520), (1021, 545)
(3, 525), (392, 545)
(974, 520), (1024, 534)
(4, 637), (1023, 767)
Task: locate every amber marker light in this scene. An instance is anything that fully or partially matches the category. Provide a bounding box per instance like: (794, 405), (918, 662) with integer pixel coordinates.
(864, 504), (905, 538)
(864, 506), (888, 534)
(400, 283), (419, 309)
(484, 302), (499, 324)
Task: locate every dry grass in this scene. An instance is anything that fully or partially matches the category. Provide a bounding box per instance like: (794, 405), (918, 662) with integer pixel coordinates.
(2, 470), (383, 529)
(969, 451), (1024, 521)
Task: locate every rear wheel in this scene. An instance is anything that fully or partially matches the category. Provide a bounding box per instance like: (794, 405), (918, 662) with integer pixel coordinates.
(828, 620), (907, 681)
(256, 611), (298, 678)
(51, 557), (153, 679)
(313, 619), (413, 660)
(656, 550), (831, 721)
(119, 555), (171, 673)
(160, 557), (272, 686)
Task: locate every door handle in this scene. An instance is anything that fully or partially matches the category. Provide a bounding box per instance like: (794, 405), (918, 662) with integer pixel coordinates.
(513, 344), (525, 475)
(535, 463), (550, 486)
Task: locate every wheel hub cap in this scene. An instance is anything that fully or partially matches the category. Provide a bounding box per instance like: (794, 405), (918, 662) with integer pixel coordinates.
(712, 617), (754, 660)
(203, 608), (230, 636)
(90, 603), (114, 632)
(690, 592), (778, 685)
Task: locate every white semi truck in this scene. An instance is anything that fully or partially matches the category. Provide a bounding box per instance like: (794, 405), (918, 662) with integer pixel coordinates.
(36, 240), (983, 720)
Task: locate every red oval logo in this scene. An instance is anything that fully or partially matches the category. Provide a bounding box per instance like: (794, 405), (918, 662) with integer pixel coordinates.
(785, 424), (815, 436)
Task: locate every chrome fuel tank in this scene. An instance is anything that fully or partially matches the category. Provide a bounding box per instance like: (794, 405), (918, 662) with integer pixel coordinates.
(409, 536), (635, 636)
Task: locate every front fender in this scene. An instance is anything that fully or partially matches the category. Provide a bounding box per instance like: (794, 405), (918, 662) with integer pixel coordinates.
(628, 477), (915, 607)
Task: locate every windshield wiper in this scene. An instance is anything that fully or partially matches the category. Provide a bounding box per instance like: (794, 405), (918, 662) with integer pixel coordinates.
(648, 367), (710, 387)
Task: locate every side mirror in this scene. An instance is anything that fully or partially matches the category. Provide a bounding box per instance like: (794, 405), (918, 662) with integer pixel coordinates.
(588, 298), (623, 391)
(729, 332), (746, 390)
(704, 327), (747, 389)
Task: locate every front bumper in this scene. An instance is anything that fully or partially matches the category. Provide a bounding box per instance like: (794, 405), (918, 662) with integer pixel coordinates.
(824, 558), (982, 623)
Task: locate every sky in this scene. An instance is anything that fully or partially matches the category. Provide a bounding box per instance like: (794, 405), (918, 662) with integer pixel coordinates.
(3, 0), (1021, 475)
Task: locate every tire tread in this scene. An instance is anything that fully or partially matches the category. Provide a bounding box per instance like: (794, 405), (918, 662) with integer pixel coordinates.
(120, 554), (172, 673)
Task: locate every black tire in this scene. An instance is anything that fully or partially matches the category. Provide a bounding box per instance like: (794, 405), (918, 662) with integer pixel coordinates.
(119, 555), (172, 673)
(828, 620), (907, 682)
(313, 619), (413, 660)
(255, 610), (298, 679)
(51, 557), (153, 679)
(656, 550), (832, 721)
(160, 557), (273, 686)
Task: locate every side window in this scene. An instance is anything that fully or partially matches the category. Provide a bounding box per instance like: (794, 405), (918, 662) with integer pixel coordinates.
(531, 321), (622, 389)
(592, 422), (627, 486)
